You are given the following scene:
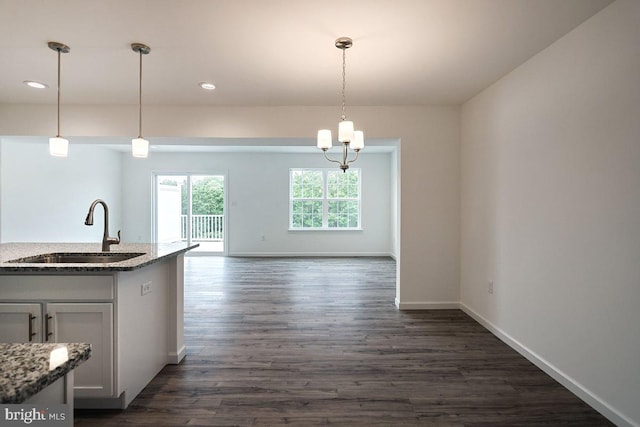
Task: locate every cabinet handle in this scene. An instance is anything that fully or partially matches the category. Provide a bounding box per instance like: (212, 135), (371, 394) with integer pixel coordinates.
(45, 314), (53, 341)
(28, 313), (37, 342)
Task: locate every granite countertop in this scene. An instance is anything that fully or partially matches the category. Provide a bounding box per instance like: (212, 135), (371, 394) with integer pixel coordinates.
(0, 242), (198, 272)
(0, 343), (92, 404)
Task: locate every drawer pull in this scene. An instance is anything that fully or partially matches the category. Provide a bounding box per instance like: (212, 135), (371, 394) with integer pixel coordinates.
(28, 313), (37, 342)
(45, 314), (53, 341)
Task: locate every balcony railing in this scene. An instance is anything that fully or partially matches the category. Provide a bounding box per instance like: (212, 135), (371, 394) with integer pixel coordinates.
(181, 214), (224, 241)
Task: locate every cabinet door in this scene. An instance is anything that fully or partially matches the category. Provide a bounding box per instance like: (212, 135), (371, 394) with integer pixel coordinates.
(0, 303), (42, 343)
(46, 303), (113, 398)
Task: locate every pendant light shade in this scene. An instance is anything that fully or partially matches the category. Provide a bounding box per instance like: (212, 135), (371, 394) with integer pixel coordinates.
(351, 130), (364, 151)
(48, 42), (70, 157)
(132, 138), (149, 158)
(317, 129), (332, 149)
(49, 137), (69, 157)
(131, 43), (151, 158)
(338, 120), (354, 143)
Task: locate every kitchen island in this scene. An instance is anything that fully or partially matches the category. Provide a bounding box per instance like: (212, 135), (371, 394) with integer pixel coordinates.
(0, 242), (197, 409)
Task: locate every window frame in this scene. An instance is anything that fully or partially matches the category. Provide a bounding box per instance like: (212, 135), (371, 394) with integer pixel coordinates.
(289, 168), (362, 231)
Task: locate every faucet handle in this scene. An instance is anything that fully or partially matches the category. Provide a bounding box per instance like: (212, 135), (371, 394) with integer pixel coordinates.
(106, 230), (121, 245)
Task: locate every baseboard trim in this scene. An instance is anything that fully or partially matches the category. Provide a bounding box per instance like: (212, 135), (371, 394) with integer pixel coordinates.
(168, 346), (186, 364)
(74, 393), (126, 410)
(395, 299), (460, 310)
(459, 302), (636, 427)
(229, 252), (393, 257)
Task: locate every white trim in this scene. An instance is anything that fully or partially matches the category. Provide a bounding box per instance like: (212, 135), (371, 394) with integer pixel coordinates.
(288, 228), (363, 232)
(395, 299), (460, 310)
(185, 251), (224, 257)
(167, 345), (186, 364)
(75, 393), (126, 410)
(229, 252), (393, 258)
(459, 303), (636, 427)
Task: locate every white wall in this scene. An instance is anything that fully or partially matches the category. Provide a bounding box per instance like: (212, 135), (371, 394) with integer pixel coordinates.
(0, 105), (461, 307)
(0, 138), (122, 243)
(121, 150), (393, 256)
(460, 1), (640, 425)
(390, 144), (399, 259)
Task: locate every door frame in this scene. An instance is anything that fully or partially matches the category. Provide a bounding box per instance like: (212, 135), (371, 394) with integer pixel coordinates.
(152, 171), (228, 256)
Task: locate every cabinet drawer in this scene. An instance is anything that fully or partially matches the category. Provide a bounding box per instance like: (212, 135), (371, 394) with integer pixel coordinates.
(0, 275), (114, 300)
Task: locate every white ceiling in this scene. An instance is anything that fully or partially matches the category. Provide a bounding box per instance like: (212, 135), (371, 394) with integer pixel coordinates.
(0, 0), (612, 107)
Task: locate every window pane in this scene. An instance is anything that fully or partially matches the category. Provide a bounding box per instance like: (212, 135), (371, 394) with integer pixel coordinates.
(292, 170), (323, 199)
(328, 170), (359, 199)
(292, 200), (323, 228)
(328, 200), (359, 228)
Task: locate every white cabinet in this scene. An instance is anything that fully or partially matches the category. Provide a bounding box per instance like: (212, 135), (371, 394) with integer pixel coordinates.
(0, 279), (114, 400)
(0, 255), (185, 409)
(0, 303), (42, 343)
(46, 303), (113, 398)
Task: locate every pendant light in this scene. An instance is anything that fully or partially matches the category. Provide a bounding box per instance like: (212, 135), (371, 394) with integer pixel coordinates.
(317, 37), (364, 172)
(131, 43), (151, 158)
(48, 41), (70, 157)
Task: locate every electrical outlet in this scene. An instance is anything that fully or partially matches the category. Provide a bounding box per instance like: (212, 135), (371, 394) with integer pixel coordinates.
(488, 280), (494, 294)
(141, 281), (152, 296)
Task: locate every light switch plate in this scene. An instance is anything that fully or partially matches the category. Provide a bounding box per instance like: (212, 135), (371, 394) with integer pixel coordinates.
(141, 281), (152, 296)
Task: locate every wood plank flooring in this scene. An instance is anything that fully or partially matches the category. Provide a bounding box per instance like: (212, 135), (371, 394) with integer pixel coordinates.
(75, 257), (613, 426)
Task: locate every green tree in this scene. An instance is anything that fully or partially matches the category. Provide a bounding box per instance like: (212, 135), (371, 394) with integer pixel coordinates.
(181, 177), (224, 215)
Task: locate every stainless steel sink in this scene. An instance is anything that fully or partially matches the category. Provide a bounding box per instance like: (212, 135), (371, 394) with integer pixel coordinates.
(8, 252), (145, 264)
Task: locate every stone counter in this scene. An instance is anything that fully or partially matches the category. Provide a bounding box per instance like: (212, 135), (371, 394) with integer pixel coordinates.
(0, 242), (197, 272)
(0, 343), (91, 404)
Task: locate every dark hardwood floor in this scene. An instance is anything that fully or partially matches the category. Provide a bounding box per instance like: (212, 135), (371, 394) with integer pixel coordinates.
(75, 257), (612, 426)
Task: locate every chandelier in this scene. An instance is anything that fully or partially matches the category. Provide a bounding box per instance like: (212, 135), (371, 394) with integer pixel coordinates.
(317, 37), (364, 172)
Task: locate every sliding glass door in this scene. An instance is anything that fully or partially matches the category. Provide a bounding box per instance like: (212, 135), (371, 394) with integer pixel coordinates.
(155, 174), (226, 254)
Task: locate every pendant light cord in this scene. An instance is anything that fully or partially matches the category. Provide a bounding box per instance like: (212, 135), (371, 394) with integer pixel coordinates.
(56, 48), (61, 137)
(138, 49), (143, 139)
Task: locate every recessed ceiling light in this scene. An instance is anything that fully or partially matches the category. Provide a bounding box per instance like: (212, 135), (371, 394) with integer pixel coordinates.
(199, 82), (216, 91)
(24, 80), (48, 89)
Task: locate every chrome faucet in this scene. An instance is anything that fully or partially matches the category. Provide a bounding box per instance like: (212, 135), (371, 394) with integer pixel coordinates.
(85, 199), (120, 252)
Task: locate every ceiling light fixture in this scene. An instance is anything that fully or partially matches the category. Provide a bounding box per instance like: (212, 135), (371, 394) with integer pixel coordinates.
(131, 43), (151, 158)
(24, 80), (48, 89)
(317, 36), (364, 172)
(48, 41), (70, 157)
(199, 82), (216, 90)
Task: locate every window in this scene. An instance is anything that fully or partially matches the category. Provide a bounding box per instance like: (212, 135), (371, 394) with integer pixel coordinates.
(290, 168), (361, 229)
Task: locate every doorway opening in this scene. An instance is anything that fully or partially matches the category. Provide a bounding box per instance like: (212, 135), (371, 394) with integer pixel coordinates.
(155, 174), (226, 255)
